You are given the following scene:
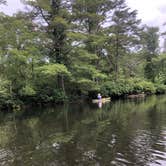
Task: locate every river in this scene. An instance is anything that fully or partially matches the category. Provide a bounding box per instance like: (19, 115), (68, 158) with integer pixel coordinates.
(0, 95), (166, 166)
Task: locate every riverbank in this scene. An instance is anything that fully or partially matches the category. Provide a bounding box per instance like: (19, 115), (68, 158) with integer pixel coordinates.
(0, 78), (166, 111)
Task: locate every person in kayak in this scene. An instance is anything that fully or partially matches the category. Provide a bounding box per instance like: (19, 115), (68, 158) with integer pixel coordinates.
(97, 93), (102, 100)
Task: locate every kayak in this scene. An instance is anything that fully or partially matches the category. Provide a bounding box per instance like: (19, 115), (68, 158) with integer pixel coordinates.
(92, 97), (111, 103)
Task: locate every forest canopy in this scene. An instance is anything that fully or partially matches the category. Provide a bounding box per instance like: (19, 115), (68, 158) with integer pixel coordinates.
(0, 0), (166, 106)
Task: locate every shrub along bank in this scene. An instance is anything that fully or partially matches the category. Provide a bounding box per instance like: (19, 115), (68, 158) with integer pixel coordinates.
(0, 77), (166, 109)
(99, 78), (166, 98)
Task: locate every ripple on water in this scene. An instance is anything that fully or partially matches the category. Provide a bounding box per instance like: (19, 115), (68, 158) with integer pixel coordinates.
(114, 157), (132, 165)
(0, 149), (14, 166)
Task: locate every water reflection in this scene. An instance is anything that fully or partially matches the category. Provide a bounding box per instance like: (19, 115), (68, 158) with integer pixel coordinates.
(98, 101), (102, 108)
(0, 95), (166, 165)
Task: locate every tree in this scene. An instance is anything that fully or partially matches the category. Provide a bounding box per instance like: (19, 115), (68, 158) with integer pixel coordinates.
(153, 54), (166, 84)
(35, 63), (71, 100)
(141, 26), (159, 82)
(0, 0), (6, 5)
(0, 13), (44, 99)
(23, 0), (71, 63)
(67, 0), (112, 95)
(105, 0), (141, 79)
(22, 0), (72, 94)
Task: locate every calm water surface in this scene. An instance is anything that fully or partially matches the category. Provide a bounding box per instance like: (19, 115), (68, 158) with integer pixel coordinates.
(0, 95), (166, 166)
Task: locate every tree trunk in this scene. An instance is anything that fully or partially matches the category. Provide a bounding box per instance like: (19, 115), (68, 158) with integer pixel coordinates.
(61, 75), (66, 96)
(115, 36), (119, 80)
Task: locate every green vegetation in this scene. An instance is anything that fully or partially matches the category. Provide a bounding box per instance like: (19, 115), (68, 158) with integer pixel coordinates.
(0, 0), (166, 107)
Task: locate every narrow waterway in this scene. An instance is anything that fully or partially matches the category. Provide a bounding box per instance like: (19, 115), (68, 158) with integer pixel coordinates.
(0, 95), (166, 166)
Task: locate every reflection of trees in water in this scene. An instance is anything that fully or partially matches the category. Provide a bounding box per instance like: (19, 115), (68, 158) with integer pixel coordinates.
(78, 95), (166, 165)
(0, 95), (166, 165)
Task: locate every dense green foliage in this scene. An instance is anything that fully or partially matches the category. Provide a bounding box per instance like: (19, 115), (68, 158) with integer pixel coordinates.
(0, 0), (166, 106)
